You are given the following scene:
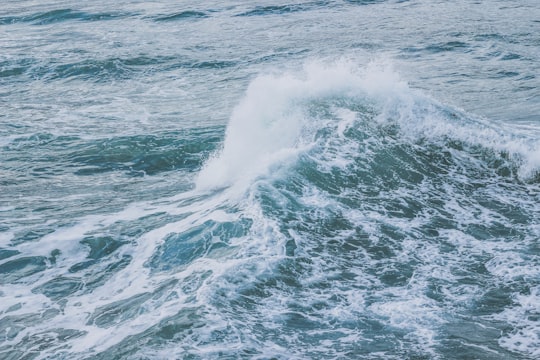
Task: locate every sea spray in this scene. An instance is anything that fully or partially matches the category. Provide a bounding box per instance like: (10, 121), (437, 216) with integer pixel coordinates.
(197, 60), (540, 194)
(196, 60), (409, 191)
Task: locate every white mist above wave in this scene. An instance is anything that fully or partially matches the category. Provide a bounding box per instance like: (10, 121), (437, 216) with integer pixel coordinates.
(195, 59), (408, 191)
(196, 59), (540, 194)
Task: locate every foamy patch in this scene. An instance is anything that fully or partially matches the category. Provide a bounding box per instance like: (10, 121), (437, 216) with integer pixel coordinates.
(496, 287), (540, 358)
(0, 187), (248, 357)
(0, 230), (14, 247)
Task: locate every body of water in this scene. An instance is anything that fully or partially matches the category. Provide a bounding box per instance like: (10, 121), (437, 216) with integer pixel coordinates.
(1, 1), (539, 359)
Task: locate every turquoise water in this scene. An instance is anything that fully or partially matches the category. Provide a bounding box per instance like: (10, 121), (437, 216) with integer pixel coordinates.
(1, 1), (539, 359)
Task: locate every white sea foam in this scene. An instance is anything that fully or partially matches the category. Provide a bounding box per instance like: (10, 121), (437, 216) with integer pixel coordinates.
(496, 286), (540, 358)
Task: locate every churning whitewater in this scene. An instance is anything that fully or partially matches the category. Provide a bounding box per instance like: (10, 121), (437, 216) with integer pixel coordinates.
(1, 1), (539, 359)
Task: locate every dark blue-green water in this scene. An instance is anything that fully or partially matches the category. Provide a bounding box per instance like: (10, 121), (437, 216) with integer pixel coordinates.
(1, 1), (539, 359)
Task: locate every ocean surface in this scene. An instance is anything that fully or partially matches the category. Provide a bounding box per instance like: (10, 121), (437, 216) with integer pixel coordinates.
(1, 0), (539, 359)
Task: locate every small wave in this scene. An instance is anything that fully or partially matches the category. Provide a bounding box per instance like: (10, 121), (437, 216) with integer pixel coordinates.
(153, 11), (209, 22)
(2, 129), (223, 177)
(236, 5), (304, 17)
(235, 1), (328, 17)
(345, 0), (388, 5)
(0, 9), (129, 26)
(1, 56), (238, 82)
(403, 41), (471, 55)
(186, 60), (238, 69)
(0, 57), (156, 81)
(71, 133), (220, 176)
(473, 33), (506, 41)
(0, 58), (36, 79)
(500, 53), (522, 61)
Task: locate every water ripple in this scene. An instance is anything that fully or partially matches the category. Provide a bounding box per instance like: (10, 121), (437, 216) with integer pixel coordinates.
(0, 9), (130, 25)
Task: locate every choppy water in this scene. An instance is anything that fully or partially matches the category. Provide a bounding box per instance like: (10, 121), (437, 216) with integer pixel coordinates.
(1, 1), (539, 359)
